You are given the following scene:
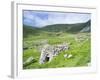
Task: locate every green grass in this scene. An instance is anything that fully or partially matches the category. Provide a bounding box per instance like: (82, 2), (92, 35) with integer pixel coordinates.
(23, 31), (91, 69)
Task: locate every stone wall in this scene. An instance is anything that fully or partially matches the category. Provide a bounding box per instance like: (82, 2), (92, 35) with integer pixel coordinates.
(39, 43), (69, 64)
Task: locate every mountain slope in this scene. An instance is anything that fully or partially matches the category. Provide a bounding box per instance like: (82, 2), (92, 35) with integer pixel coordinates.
(23, 20), (91, 37)
(23, 25), (40, 37)
(41, 20), (91, 33)
(80, 20), (91, 32)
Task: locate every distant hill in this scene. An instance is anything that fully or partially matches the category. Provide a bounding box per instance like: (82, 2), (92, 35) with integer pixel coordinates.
(23, 25), (40, 37)
(41, 20), (91, 33)
(23, 20), (91, 37)
(80, 20), (91, 32)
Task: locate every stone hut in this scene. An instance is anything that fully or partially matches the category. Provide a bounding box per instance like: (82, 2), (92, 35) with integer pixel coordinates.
(39, 43), (69, 64)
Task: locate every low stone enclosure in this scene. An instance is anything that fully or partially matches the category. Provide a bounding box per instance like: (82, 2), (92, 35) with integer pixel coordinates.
(39, 43), (70, 64)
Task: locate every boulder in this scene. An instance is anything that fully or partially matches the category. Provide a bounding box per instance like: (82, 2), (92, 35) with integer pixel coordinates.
(64, 54), (68, 58)
(67, 54), (73, 58)
(23, 56), (36, 67)
(64, 54), (73, 58)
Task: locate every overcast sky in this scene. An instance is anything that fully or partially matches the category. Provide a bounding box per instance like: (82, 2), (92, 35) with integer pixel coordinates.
(23, 10), (91, 28)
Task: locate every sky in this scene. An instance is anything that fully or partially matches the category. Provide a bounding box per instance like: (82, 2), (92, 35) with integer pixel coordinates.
(23, 10), (91, 28)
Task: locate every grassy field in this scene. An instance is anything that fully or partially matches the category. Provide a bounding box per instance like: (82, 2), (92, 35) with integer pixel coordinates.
(23, 31), (91, 69)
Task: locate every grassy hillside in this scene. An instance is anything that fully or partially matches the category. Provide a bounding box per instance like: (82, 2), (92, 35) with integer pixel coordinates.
(23, 20), (91, 69)
(41, 21), (90, 33)
(23, 20), (91, 37)
(23, 25), (41, 37)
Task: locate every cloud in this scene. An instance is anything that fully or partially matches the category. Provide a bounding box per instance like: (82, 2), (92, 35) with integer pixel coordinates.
(23, 11), (91, 27)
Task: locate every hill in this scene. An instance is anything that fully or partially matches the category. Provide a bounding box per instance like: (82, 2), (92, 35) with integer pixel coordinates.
(23, 25), (41, 37)
(23, 20), (91, 37)
(41, 20), (91, 33)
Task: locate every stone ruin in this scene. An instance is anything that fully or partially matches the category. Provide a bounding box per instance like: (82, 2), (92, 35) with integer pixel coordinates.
(39, 43), (69, 64)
